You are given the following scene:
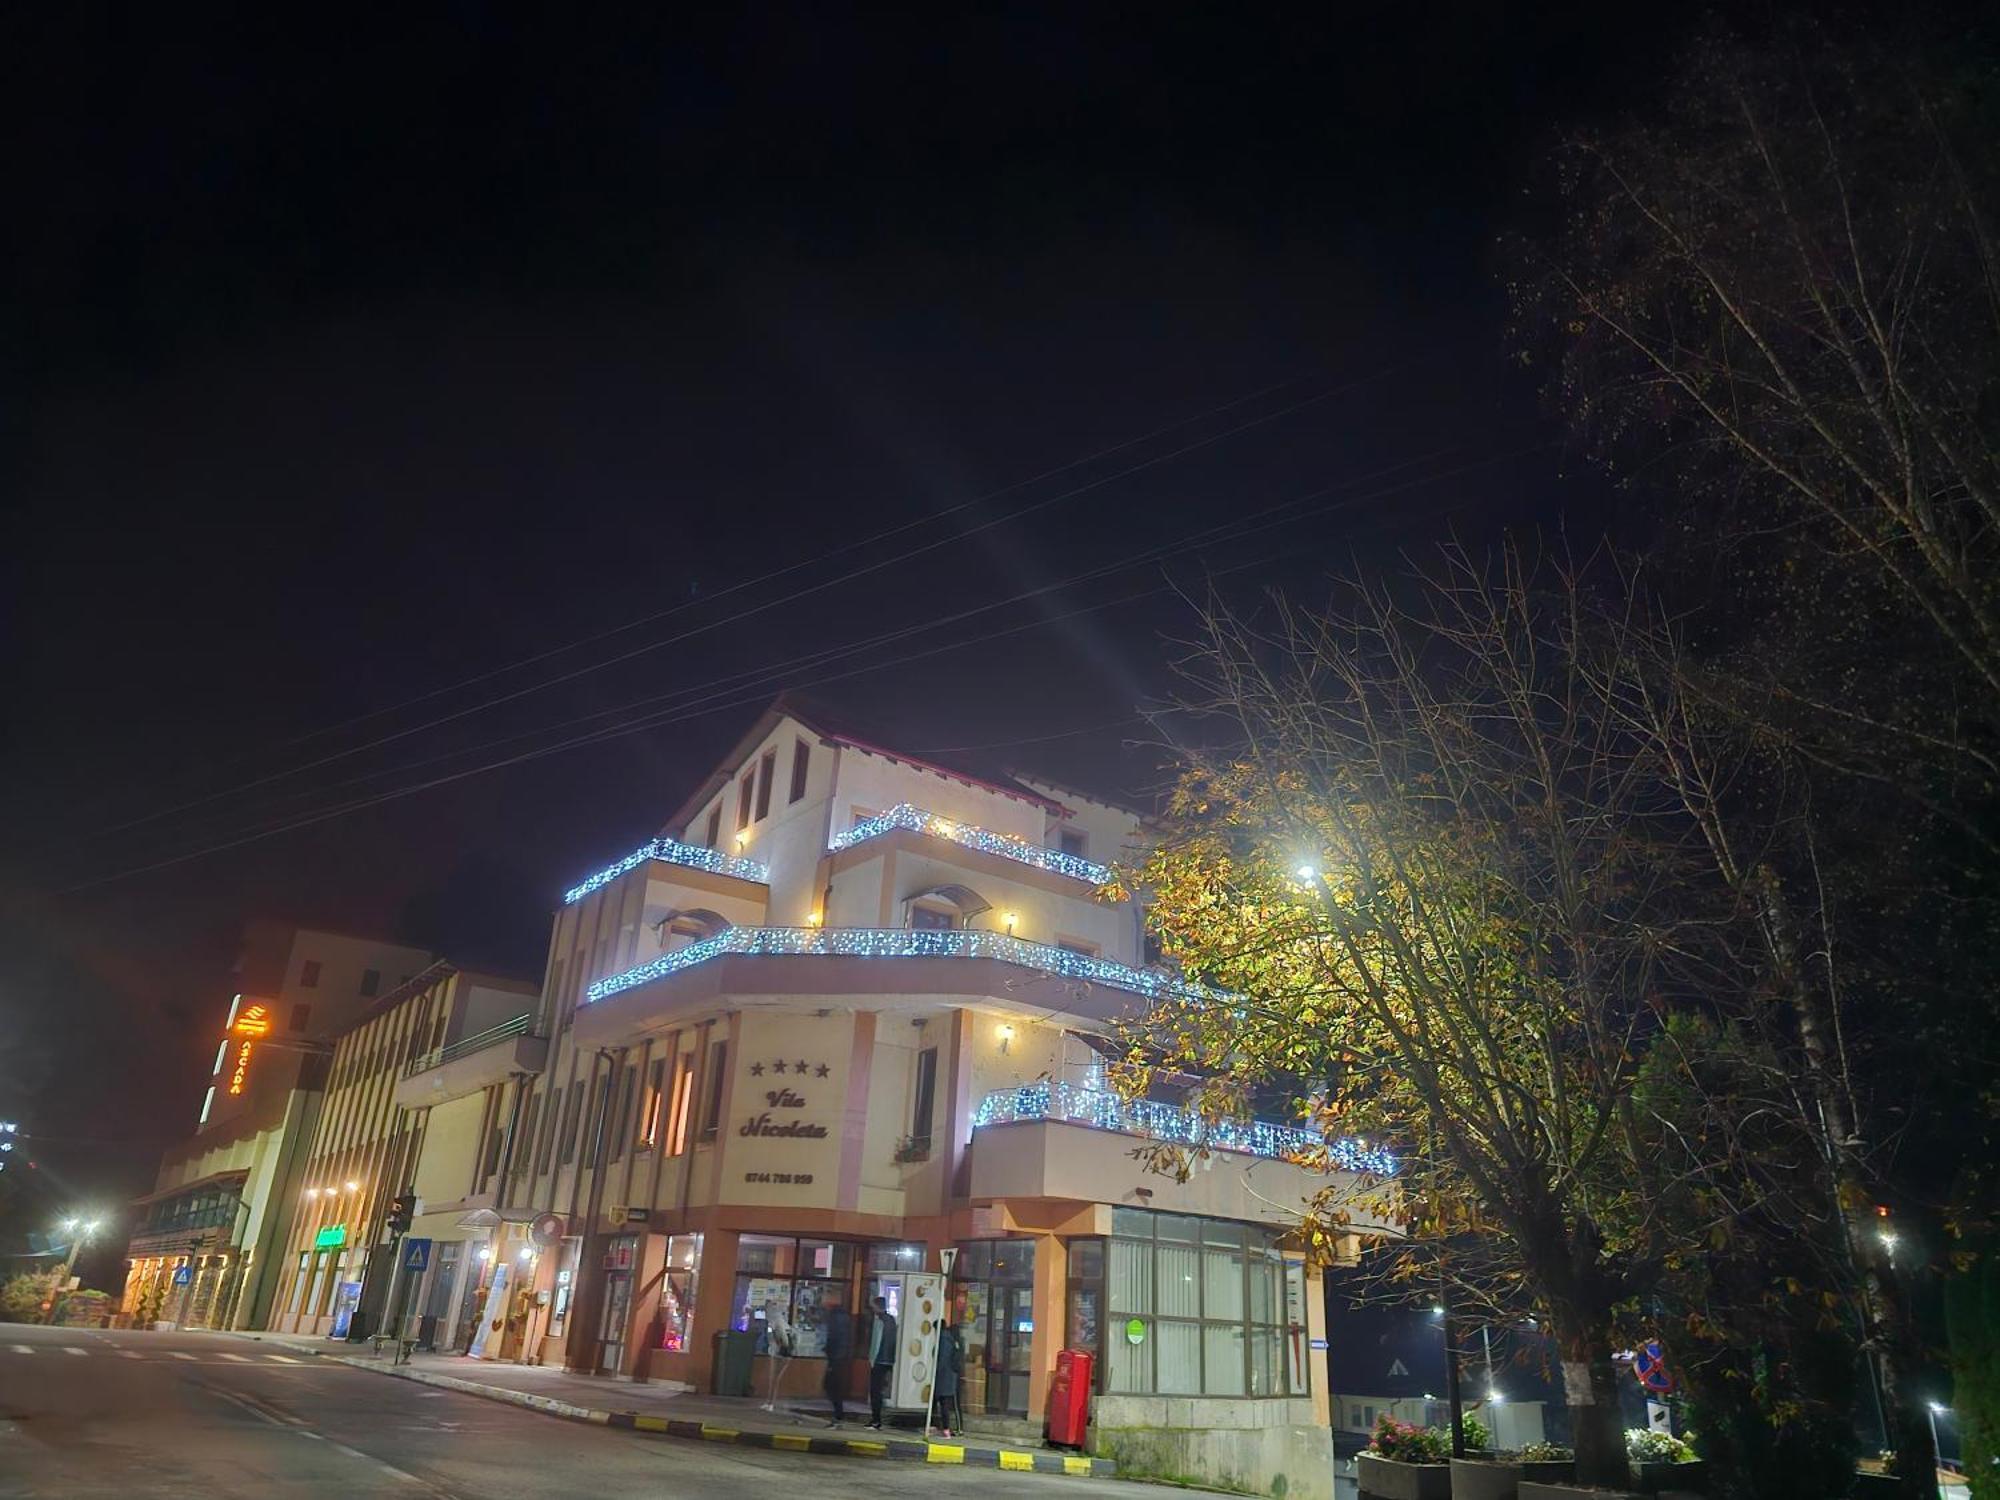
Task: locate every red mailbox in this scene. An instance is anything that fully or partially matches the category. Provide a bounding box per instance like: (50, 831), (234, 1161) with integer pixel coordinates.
(1045, 1347), (1093, 1448)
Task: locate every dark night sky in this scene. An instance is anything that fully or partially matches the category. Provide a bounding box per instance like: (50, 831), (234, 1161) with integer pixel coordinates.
(0, 4), (1687, 1245)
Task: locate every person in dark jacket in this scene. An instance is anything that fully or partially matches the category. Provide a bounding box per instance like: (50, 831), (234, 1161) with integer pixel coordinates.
(931, 1321), (964, 1437)
(866, 1295), (898, 1429)
(821, 1303), (854, 1427)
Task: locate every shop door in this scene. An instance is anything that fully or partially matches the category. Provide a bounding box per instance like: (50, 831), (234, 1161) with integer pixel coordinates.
(988, 1285), (1035, 1416)
(598, 1235), (639, 1374)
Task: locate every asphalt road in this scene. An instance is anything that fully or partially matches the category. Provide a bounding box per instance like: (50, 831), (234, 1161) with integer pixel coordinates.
(0, 1323), (1137, 1499)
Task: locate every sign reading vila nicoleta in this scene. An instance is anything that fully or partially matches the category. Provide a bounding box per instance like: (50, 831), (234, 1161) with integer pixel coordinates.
(728, 1015), (848, 1209)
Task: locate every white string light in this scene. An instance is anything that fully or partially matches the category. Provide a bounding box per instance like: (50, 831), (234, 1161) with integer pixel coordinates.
(563, 837), (770, 904)
(828, 803), (1112, 885)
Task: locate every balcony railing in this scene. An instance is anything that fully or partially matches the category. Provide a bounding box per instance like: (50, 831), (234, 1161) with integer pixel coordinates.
(404, 1012), (536, 1077)
(829, 803), (1112, 886)
(563, 836), (770, 905)
(584, 926), (1218, 1006)
(971, 1081), (1399, 1174)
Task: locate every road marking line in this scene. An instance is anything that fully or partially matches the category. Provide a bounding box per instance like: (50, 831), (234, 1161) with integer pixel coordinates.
(62, 1347), (87, 1356)
(219, 1353), (252, 1362)
(121, 1351), (143, 1359)
(8, 1345), (31, 1355)
(171, 1352), (199, 1361)
(268, 1354), (302, 1364)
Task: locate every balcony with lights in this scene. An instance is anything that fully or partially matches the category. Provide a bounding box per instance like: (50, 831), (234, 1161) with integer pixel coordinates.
(828, 803), (1114, 888)
(561, 835), (771, 907)
(395, 1011), (547, 1109)
(571, 924), (1219, 1046)
(968, 1082), (1398, 1232)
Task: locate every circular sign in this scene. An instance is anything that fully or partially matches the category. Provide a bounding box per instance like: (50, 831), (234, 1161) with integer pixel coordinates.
(529, 1212), (566, 1248)
(1125, 1318), (1147, 1346)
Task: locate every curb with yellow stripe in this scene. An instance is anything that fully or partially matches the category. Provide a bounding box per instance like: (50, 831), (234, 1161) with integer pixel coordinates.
(605, 1411), (1112, 1476)
(234, 1336), (1114, 1480)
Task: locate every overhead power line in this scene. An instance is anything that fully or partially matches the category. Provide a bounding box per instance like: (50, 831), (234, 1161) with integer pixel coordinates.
(56, 441), (1541, 893)
(85, 369), (1410, 842)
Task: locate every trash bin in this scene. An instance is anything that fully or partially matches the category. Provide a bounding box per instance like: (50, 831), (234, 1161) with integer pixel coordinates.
(416, 1314), (439, 1352)
(345, 1309), (372, 1343)
(711, 1328), (755, 1396)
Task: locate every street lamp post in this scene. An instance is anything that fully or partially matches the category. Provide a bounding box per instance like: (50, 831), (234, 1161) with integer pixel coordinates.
(42, 1217), (101, 1325)
(1926, 1403), (1949, 1494)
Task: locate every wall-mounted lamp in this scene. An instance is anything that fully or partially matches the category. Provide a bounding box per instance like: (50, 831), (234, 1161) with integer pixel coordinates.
(733, 830), (750, 849)
(304, 1188), (319, 1199)
(1001, 911), (1018, 934)
(806, 909), (824, 928)
(517, 1246), (534, 1261)
(478, 1246), (493, 1261)
(344, 1180), (360, 1193)
(996, 1023), (1014, 1055)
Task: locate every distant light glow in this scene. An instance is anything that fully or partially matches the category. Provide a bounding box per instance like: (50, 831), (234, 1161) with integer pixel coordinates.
(971, 1080), (1398, 1174)
(1295, 864), (1318, 882)
(563, 837), (769, 904)
(829, 803), (1111, 885)
(584, 926), (1218, 1007)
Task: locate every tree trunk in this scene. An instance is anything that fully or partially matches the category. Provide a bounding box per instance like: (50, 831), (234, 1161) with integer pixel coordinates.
(1753, 865), (1937, 1495)
(1551, 1308), (1631, 1489)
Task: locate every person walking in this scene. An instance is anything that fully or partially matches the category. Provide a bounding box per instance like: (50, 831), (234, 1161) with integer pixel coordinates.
(931, 1320), (964, 1438)
(866, 1295), (898, 1429)
(822, 1303), (854, 1427)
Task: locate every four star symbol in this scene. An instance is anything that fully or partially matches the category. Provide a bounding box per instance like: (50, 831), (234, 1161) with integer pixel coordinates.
(794, 1060), (809, 1075)
(771, 1059), (787, 1074)
(749, 1062), (765, 1076)
(815, 1063), (830, 1078)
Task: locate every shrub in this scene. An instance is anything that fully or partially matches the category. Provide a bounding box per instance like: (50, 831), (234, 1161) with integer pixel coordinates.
(1516, 1441), (1574, 1462)
(0, 1272), (57, 1323)
(1369, 1414), (1449, 1462)
(1626, 1428), (1697, 1463)
(1460, 1414), (1492, 1452)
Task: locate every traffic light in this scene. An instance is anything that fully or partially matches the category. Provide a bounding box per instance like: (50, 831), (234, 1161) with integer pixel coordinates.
(386, 1191), (416, 1235)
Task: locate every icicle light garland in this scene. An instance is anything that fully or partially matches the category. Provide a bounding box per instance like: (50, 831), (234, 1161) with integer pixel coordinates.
(583, 925), (1219, 1005)
(828, 803), (1112, 885)
(562, 837), (770, 904)
(972, 1081), (1398, 1174)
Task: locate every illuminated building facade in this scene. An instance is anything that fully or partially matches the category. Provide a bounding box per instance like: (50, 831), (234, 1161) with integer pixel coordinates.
(121, 922), (433, 1331)
(402, 701), (1391, 1499)
(266, 963), (538, 1340)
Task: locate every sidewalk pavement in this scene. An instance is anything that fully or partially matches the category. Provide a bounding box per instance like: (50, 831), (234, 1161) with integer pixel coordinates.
(226, 1329), (1116, 1480)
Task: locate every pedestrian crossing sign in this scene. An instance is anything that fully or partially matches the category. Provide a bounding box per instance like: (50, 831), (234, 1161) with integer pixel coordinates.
(171, 1266), (192, 1286)
(402, 1237), (432, 1273)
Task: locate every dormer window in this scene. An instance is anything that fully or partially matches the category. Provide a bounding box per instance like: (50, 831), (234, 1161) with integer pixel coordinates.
(909, 904), (957, 932)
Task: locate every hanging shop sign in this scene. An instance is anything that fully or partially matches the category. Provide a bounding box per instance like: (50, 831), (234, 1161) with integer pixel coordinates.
(1125, 1318), (1148, 1346)
(314, 1223), (348, 1250)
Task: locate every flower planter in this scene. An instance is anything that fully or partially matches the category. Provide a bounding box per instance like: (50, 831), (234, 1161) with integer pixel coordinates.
(1632, 1459), (1704, 1494)
(1451, 1457), (1576, 1500)
(1518, 1484), (1640, 1500)
(1358, 1452), (1454, 1500)
(1848, 1476), (1900, 1499)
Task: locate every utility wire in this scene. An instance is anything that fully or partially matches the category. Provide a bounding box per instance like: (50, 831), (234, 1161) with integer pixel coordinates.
(107, 441), (1518, 854)
(57, 445), (1534, 893)
(85, 370), (1401, 841)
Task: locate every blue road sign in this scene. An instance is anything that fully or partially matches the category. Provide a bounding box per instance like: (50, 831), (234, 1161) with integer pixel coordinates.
(171, 1265), (192, 1286)
(401, 1237), (432, 1273)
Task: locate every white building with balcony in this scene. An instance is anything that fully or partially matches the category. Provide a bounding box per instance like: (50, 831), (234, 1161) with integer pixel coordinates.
(399, 699), (1392, 1499)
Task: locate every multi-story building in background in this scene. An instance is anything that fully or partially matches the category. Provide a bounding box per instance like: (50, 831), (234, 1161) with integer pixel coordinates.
(122, 922), (433, 1331)
(265, 963), (538, 1341)
(379, 699), (1394, 1499)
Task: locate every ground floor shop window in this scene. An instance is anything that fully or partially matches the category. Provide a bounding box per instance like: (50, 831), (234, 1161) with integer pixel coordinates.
(657, 1232), (702, 1352)
(1102, 1209), (1300, 1398)
(732, 1235), (853, 1355)
(949, 1237), (1037, 1417)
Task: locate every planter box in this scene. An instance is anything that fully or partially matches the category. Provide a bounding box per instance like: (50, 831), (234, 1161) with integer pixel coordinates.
(1848, 1476), (1900, 1499)
(1633, 1459), (1705, 1494)
(1452, 1458), (1577, 1500)
(1519, 1485), (1640, 1500)
(1359, 1452), (1453, 1500)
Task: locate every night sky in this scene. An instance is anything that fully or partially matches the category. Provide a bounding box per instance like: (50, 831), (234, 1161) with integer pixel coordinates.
(1, 5), (1683, 1249)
